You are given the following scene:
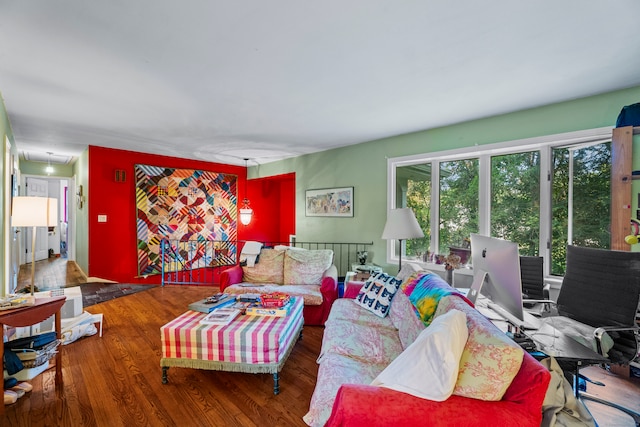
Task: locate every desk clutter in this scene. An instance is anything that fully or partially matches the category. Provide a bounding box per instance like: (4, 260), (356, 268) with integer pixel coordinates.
(4, 332), (60, 374)
(0, 295), (35, 311)
(189, 292), (295, 318)
(3, 331), (60, 405)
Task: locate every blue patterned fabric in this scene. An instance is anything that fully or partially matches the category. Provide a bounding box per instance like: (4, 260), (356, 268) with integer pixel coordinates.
(354, 272), (403, 317)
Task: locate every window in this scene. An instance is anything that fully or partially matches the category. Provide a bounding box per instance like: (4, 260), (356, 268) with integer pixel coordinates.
(551, 143), (611, 275)
(491, 151), (540, 257)
(439, 158), (479, 253)
(397, 163), (431, 261)
(388, 127), (613, 276)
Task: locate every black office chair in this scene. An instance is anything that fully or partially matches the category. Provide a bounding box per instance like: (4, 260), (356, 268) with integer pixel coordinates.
(520, 255), (554, 319)
(552, 245), (640, 425)
(520, 256), (549, 308)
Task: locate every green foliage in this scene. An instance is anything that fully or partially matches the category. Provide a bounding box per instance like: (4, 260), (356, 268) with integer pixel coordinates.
(491, 152), (540, 256)
(406, 178), (431, 257)
(438, 159), (479, 252)
(551, 143), (611, 275)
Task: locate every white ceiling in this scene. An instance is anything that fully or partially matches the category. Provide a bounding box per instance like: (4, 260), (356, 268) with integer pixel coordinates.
(2, 1), (640, 166)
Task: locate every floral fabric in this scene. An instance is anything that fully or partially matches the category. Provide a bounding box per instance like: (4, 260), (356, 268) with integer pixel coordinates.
(283, 249), (333, 285)
(325, 299), (396, 329)
(242, 248), (285, 284)
(320, 300), (403, 366)
(436, 295), (524, 401)
(303, 352), (388, 427)
(388, 290), (425, 350)
(304, 299), (399, 427)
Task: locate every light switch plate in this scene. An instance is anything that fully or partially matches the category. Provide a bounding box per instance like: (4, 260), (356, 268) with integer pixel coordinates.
(98, 215), (107, 222)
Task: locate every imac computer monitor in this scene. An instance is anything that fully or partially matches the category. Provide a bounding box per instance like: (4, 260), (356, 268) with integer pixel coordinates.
(470, 233), (524, 323)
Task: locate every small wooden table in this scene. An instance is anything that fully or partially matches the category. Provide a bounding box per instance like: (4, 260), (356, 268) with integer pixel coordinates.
(0, 296), (66, 413)
(160, 297), (303, 394)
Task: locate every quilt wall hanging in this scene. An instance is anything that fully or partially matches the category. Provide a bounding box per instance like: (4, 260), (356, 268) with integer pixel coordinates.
(135, 164), (238, 276)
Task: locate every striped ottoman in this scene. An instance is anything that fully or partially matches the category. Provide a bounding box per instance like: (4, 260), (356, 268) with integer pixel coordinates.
(160, 297), (303, 394)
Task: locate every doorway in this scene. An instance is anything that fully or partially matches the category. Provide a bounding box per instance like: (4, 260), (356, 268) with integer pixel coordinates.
(13, 175), (75, 291)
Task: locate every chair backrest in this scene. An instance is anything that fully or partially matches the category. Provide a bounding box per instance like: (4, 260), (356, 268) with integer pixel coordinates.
(520, 256), (545, 300)
(558, 245), (640, 363)
(558, 245), (640, 327)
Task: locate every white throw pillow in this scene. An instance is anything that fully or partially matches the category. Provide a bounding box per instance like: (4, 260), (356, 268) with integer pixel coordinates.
(371, 309), (468, 401)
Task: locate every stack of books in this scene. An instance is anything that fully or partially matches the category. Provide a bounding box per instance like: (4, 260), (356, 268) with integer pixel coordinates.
(199, 307), (241, 325)
(236, 293), (262, 303)
(188, 293), (236, 313)
(245, 296), (294, 318)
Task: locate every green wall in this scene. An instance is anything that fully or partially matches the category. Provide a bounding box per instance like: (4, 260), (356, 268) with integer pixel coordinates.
(0, 92), (16, 295)
(254, 85), (640, 273)
(20, 160), (76, 177)
(73, 149), (90, 274)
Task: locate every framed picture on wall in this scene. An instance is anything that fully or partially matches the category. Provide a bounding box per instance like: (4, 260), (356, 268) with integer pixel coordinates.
(305, 187), (354, 217)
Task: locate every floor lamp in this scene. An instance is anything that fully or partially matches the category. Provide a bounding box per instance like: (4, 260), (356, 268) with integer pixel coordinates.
(381, 208), (424, 272)
(11, 196), (58, 296)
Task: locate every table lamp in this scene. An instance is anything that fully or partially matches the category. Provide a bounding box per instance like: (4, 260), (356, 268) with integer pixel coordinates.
(381, 208), (424, 272)
(11, 196), (58, 296)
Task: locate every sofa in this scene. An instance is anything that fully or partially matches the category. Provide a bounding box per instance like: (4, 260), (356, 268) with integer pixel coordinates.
(303, 267), (551, 427)
(220, 247), (339, 326)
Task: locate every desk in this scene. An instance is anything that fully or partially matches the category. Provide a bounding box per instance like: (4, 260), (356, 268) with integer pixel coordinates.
(477, 299), (608, 397)
(525, 320), (608, 397)
(526, 322), (608, 365)
(0, 296), (66, 413)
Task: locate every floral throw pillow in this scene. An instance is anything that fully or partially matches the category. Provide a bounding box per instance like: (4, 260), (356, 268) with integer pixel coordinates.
(354, 272), (403, 318)
(283, 249), (333, 285)
(436, 295), (524, 401)
(242, 248), (285, 284)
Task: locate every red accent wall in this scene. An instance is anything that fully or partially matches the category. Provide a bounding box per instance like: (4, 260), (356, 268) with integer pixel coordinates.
(242, 173), (296, 244)
(87, 146), (295, 284)
(88, 146), (246, 284)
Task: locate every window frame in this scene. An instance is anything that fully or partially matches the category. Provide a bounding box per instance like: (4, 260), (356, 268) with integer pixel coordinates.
(386, 126), (613, 276)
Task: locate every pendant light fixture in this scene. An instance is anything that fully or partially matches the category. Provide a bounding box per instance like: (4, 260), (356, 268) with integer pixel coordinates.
(239, 158), (253, 225)
(45, 152), (54, 175)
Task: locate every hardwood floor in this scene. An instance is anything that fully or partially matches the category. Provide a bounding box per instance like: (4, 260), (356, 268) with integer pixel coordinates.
(5, 285), (320, 427)
(6, 258), (640, 426)
(16, 256), (88, 291)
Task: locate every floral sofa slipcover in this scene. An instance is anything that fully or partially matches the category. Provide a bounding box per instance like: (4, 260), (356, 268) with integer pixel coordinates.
(220, 247), (338, 326)
(304, 268), (551, 427)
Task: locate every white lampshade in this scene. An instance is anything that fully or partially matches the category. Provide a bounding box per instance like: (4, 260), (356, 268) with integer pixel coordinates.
(11, 196), (58, 227)
(11, 196), (58, 297)
(381, 208), (424, 240)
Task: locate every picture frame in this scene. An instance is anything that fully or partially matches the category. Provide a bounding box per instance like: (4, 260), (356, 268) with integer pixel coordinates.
(305, 187), (354, 217)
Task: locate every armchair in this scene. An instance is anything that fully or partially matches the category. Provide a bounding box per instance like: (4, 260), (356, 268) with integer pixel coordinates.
(542, 245), (640, 424)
